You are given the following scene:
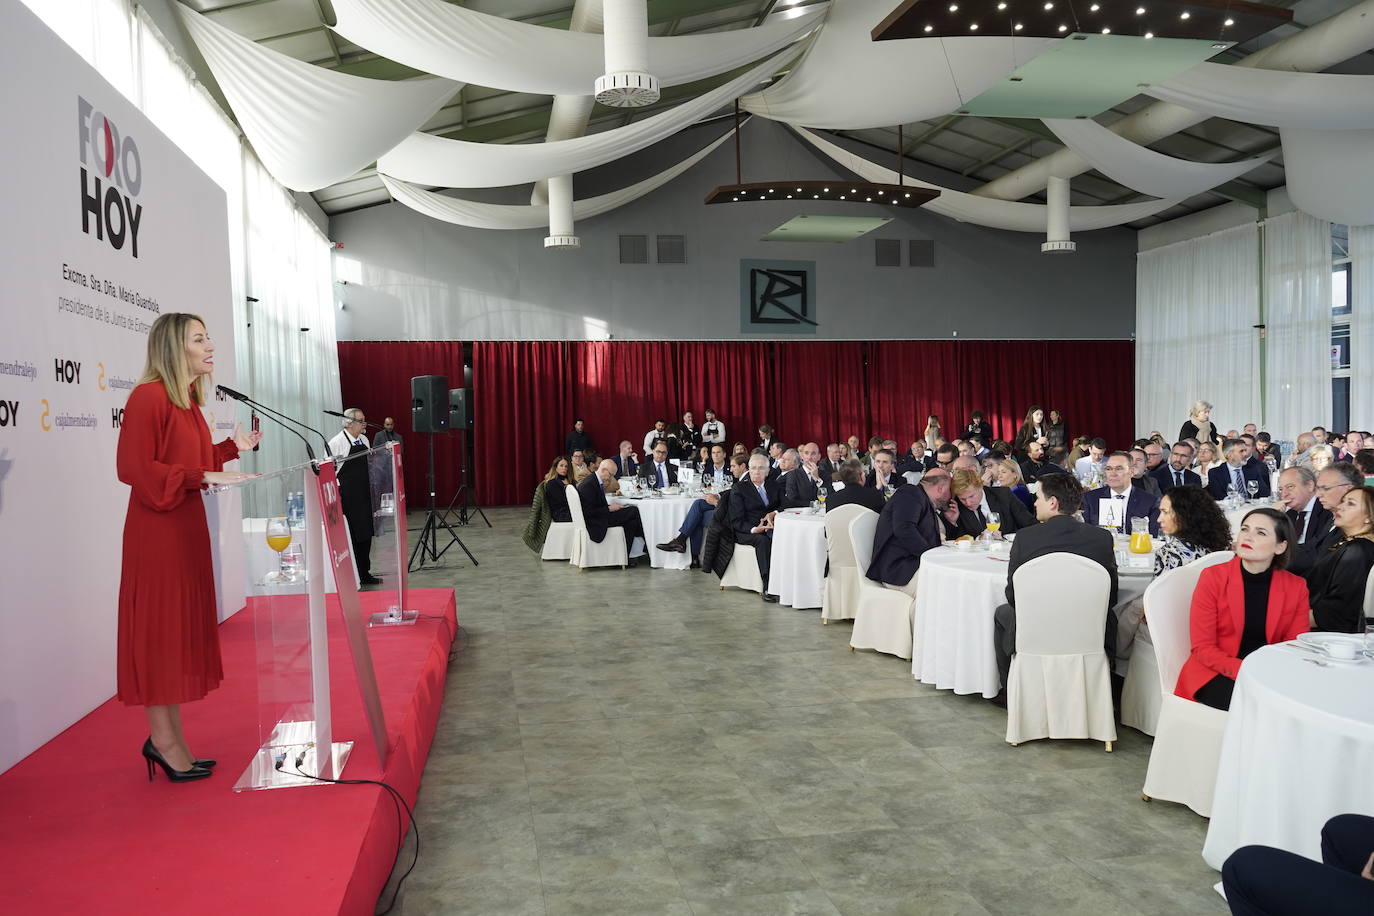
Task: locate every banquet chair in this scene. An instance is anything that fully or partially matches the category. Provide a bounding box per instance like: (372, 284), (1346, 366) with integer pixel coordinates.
(1119, 633), (1161, 736)
(719, 544), (763, 595)
(540, 522), (576, 561)
(1363, 567), (1374, 616)
(820, 504), (873, 624)
(902, 470), (923, 486)
(846, 512), (915, 659)
(1005, 554), (1116, 750)
(563, 484), (628, 571)
(1142, 551), (1235, 816)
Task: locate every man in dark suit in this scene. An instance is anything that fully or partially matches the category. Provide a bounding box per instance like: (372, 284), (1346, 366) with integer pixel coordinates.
(1151, 441), (1202, 491)
(1276, 466), (1333, 577)
(826, 459), (886, 513)
(817, 443), (843, 484)
(638, 440), (678, 490)
(867, 468), (958, 597)
(782, 443), (824, 509)
(1036, 446), (1072, 477)
(1018, 440), (1049, 482)
(564, 418), (592, 457)
(1082, 452), (1161, 536)
(993, 473), (1118, 697)
(1207, 439), (1272, 500)
(729, 453), (782, 601)
(699, 443), (732, 489)
(1129, 447), (1163, 499)
(578, 460), (644, 565)
(865, 449), (905, 492)
(949, 472), (1038, 537)
(611, 440), (639, 478)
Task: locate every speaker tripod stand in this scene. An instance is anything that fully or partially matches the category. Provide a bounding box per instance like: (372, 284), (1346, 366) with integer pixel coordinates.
(441, 432), (490, 528)
(409, 433), (477, 571)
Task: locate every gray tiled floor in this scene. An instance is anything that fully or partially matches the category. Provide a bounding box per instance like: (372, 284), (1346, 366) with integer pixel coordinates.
(380, 507), (1225, 915)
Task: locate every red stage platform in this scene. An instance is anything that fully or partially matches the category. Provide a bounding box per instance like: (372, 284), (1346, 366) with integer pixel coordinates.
(0, 588), (457, 916)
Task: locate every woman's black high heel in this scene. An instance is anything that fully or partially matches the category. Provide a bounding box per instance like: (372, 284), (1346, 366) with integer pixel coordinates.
(192, 758), (217, 769)
(142, 738), (211, 783)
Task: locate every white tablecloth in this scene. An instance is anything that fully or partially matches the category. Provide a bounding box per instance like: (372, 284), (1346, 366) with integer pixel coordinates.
(609, 494), (693, 569)
(771, 510), (827, 609)
(1222, 499), (1281, 538)
(1203, 644), (1374, 870)
(911, 544), (1151, 698)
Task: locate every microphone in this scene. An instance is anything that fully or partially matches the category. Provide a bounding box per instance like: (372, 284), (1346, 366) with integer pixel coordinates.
(217, 385), (326, 463)
(323, 408), (384, 429)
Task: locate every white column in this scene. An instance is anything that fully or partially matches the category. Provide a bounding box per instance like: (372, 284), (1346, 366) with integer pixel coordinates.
(595, 0), (659, 107)
(544, 174), (580, 249)
(1041, 175), (1076, 254)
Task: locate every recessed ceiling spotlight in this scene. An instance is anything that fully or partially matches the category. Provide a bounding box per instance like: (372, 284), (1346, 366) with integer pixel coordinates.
(997, 1), (1007, 8)
(1144, 30), (1154, 38)
(866, 197), (873, 202)
(969, 22), (979, 29)
(786, 194), (793, 198)
(1043, 2), (1053, 9)
(877, 190), (885, 195)
(1224, 17), (1234, 25)
(839, 195), (846, 200)
(1014, 22), (1023, 29)
(948, 3), (958, 11)
(851, 189), (858, 194)
(732, 197), (738, 201)
(924, 23), (934, 31)
(1101, 26), (1110, 33)
(1180, 10), (1190, 18)
(813, 194), (820, 199)
(824, 187), (830, 192)
(1136, 5), (1146, 12)
(1058, 23), (1068, 31)
(1090, 3), (1099, 10)
(769, 188), (775, 192)
(905, 193), (911, 198)
(796, 187), (802, 192)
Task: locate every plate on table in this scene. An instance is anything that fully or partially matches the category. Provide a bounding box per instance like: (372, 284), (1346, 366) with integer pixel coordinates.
(1295, 632), (1369, 662)
(661, 486), (682, 496)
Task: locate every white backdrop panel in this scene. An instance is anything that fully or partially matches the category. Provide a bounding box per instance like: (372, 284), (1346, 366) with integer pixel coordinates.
(0, 1), (241, 775)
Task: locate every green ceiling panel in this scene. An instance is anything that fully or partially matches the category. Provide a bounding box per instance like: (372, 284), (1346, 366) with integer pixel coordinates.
(959, 34), (1232, 120)
(762, 215), (892, 242)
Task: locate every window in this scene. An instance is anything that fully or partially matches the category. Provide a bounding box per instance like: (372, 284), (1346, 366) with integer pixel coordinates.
(1331, 223), (1351, 428)
(1333, 263), (1352, 317)
(1333, 377), (1350, 435)
(1331, 325), (1350, 370)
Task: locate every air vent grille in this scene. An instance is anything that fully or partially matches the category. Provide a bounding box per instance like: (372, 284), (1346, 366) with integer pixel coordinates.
(875, 238), (901, 267)
(619, 234), (648, 264)
(656, 235), (686, 264)
(909, 239), (935, 268)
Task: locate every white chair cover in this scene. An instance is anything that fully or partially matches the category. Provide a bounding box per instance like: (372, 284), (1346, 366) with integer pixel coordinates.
(540, 521), (576, 561)
(821, 504), (872, 622)
(1005, 554), (1116, 747)
(846, 512), (915, 659)
(564, 484), (628, 570)
(1141, 551), (1234, 816)
(1120, 635), (1161, 736)
(720, 544), (763, 595)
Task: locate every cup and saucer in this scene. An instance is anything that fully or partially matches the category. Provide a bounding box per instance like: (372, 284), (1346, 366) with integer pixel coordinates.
(1294, 632), (1369, 664)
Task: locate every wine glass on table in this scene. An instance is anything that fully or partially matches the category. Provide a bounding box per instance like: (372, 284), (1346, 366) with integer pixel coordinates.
(1247, 480), (1259, 502)
(264, 517), (293, 584)
(985, 510), (1001, 538)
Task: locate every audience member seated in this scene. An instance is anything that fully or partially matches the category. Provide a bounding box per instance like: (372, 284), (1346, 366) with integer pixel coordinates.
(1311, 443), (1336, 472)
(1066, 435), (1092, 467)
(1337, 430), (1365, 462)
(846, 435), (862, 459)
(827, 459), (886, 513)
(1221, 813), (1374, 916)
(1179, 399), (1222, 446)
(657, 450), (747, 567)
(767, 440), (786, 471)
(1018, 441), (1049, 482)
(1082, 451), (1161, 536)
(933, 442), (958, 471)
(643, 419), (669, 454)
(677, 411), (702, 458)
(1038, 446), (1071, 477)
(818, 442), (843, 482)
(860, 435), (884, 468)
(701, 444), (732, 487)
(701, 455), (751, 578)
(731, 441), (749, 459)
(993, 474), (1118, 702)
(866, 448), (904, 493)
(687, 443), (711, 470)
(949, 468), (1037, 537)
(1208, 439), (1272, 500)
(867, 468), (957, 598)
(1196, 441), (1224, 479)
(577, 460), (645, 566)
(1013, 406), (1049, 458)
(543, 457), (574, 522)
(1277, 466), (1330, 577)
(1307, 485), (1374, 633)
(570, 449), (593, 484)
(729, 454), (781, 602)
(896, 440), (932, 475)
(1151, 440), (1201, 491)
(1142, 440), (1167, 477)
(1357, 449), (1374, 486)
(1175, 508), (1307, 711)
(611, 441), (639, 478)
(782, 442), (823, 509)
(1130, 447), (1164, 498)
(1073, 438), (1108, 481)
(1289, 432), (1317, 470)
(992, 459), (1035, 511)
(638, 441), (679, 489)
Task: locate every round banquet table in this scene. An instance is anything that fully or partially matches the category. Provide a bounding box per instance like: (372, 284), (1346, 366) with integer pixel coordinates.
(1222, 499), (1281, 538)
(770, 510), (827, 609)
(911, 543), (1153, 698)
(608, 493), (693, 569)
(1202, 643), (1374, 870)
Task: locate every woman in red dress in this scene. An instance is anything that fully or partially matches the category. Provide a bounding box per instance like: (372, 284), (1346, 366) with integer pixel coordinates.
(117, 313), (260, 782)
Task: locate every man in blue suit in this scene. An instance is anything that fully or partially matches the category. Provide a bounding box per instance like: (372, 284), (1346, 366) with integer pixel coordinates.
(867, 468), (959, 597)
(611, 440), (639, 478)
(1207, 439), (1272, 500)
(1082, 452), (1160, 536)
(1150, 440), (1203, 492)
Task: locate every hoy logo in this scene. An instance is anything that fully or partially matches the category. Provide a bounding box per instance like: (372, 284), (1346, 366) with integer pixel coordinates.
(0, 400), (17, 427)
(112, 408), (124, 428)
(55, 359), (81, 384)
(78, 97), (144, 259)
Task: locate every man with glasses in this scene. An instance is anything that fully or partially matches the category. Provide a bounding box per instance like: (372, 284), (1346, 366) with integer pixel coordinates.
(729, 454), (782, 601)
(328, 408), (381, 585)
(1277, 466), (1329, 576)
(1082, 451), (1161, 536)
(1309, 463), (1364, 557)
(934, 442), (958, 470)
(1151, 441), (1201, 491)
(637, 441), (678, 490)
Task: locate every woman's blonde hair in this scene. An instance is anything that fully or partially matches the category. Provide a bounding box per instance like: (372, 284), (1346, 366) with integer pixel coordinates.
(139, 312), (208, 409)
(543, 455), (570, 483)
(950, 467), (983, 495)
(1190, 400), (1213, 419)
(997, 459), (1025, 485)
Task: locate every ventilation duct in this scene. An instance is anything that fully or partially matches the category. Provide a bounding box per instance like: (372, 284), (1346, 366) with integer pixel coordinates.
(596, 0), (659, 107)
(1042, 177), (1076, 253)
(544, 175), (580, 249)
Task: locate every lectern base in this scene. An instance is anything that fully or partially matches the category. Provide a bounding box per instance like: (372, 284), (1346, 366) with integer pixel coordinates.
(368, 608), (419, 627)
(234, 727), (354, 792)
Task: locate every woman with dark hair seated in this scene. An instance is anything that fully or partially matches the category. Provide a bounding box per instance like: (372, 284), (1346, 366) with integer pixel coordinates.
(1155, 486), (1233, 575)
(543, 456), (574, 522)
(1175, 507), (1309, 711)
(1307, 486), (1374, 633)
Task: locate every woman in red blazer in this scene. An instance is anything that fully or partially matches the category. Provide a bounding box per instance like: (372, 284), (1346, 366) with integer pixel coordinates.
(1176, 507), (1310, 710)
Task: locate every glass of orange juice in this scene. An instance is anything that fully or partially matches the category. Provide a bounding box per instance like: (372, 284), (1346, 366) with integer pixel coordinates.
(264, 516), (293, 583)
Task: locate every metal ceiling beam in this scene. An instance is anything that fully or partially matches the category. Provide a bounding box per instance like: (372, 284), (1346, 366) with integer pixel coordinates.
(960, 137), (1034, 177)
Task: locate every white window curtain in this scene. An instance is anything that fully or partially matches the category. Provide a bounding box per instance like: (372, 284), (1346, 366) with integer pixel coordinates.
(1263, 211), (1332, 439)
(1351, 226), (1374, 426)
(1136, 223), (1261, 438)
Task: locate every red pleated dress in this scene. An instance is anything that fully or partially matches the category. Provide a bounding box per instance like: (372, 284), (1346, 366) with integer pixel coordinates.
(116, 381), (239, 706)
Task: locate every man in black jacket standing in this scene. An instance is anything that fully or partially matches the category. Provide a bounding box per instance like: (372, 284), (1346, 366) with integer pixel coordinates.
(565, 418), (592, 456)
(577, 459), (643, 565)
(729, 454), (781, 601)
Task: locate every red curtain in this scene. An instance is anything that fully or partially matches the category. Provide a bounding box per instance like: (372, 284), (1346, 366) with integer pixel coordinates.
(867, 341), (965, 449)
(770, 341), (868, 447)
(571, 342), (675, 455)
(473, 341), (575, 506)
(670, 341), (773, 451)
(336, 341), (465, 508)
(1040, 340), (1136, 451)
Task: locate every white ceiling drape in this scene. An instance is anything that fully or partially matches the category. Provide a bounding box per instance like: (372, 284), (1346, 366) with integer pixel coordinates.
(795, 128), (1180, 232)
(378, 49), (794, 187)
(1280, 128), (1374, 227)
(380, 130), (734, 229)
(1146, 63), (1374, 130)
(740, 0), (1056, 129)
(175, 5), (459, 192)
(1043, 118), (1274, 200)
(330, 0), (821, 96)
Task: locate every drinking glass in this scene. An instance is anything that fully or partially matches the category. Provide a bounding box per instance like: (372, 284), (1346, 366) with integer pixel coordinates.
(884, 484), (895, 500)
(817, 485), (828, 508)
(1247, 480), (1259, 501)
(1364, 619), (1374, 658)
(264, 517), (293, 584)
(985, 511), (1001, 536)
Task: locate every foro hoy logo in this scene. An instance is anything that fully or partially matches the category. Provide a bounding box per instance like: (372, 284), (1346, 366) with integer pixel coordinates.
(55, 358), (81, 384)
(0, 399), (17, 427)
(78, 97), (144, 259)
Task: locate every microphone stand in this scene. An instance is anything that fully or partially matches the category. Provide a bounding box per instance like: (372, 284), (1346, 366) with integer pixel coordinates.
(322, 409), (385, 431)
(218, 386), (331, 459)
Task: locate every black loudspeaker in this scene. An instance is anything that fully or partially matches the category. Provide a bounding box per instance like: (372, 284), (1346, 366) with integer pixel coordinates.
(411, 375), (449, 433)
(449, 388), (471, 429)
